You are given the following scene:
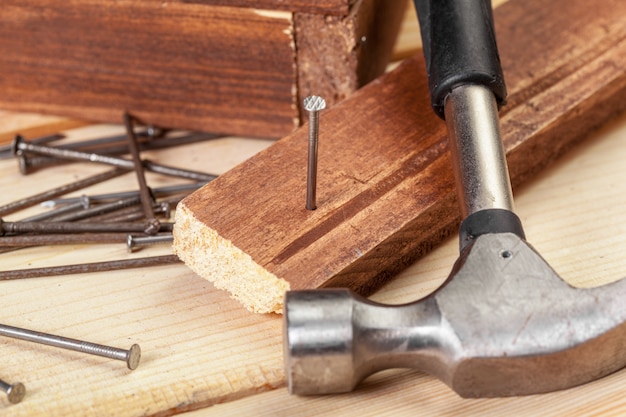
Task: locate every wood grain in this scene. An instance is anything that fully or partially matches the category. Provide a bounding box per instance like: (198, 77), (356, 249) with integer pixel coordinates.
(174, 0), (626, 313)
(0, 1), (405, 139)
(2, 97), (626, 417)
(3, 9), (626, 414)
(181, 0), (357, 15)
(0, 1), (296, 139)
(295, 0), (408, 115)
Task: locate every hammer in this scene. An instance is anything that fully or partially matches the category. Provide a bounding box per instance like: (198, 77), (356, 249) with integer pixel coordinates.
(283, 0), (626, 397)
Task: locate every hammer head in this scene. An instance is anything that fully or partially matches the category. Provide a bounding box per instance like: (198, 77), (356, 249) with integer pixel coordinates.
(284, 233), (626, 397)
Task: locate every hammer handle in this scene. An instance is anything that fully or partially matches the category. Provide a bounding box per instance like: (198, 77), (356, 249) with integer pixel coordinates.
(413, 0), (506, 118)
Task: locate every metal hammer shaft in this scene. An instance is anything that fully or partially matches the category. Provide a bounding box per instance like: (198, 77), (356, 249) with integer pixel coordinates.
(444, 85), (514, 217)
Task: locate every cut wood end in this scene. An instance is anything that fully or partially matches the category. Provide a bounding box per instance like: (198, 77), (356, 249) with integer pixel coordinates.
(173, 203), (290, 314)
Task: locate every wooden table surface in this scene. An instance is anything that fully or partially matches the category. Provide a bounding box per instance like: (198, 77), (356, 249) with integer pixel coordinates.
(2, 3), (626, 416)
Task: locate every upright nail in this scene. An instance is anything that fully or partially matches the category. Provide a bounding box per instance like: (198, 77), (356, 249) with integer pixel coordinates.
(303, 96), (326, 210)
(0, 323), (141, 370)
(0, 379), (26, 404)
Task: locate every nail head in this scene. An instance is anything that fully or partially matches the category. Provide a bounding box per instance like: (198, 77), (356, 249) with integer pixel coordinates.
(11, 135), (24, 157)
(126, 344), (141, 370)
(6, 382), (26, 404)
(303, 96), (326, 112)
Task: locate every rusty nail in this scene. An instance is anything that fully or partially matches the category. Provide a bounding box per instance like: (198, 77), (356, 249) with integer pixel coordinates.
(12, 135), (217, 182)
(0, 254), (181, 281)
(0, 167), (129, 217)
(127, 234), (173, 253)
(0, 219), (173, 236)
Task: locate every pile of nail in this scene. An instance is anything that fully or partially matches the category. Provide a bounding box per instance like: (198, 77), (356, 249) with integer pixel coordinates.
(0, 114), (220, 280)
(0, 114), (220, 404)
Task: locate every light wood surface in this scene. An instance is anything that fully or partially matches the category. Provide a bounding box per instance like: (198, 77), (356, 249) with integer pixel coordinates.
(2, 2), (626, 416)
(2, 108), (625, 417)
(0, 111), (90, 145)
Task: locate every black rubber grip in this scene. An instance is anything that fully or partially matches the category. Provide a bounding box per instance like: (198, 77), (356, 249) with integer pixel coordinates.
(459, 209), (525, 252)
(413, 0), (507, 118)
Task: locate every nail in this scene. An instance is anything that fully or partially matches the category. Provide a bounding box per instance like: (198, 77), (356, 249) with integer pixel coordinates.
(303, 95), (326, 210)
(158, 201), (172, 219)
(17, 152), (69, 175)
(0, 167), (129, 217)
(0, 219), (173, 236)
(12, 135), (217, 182)
(0, 379), (26, 404)
(16, 132), (157, 173)
(124, 113), (158, 232)
(127, 234), (173, 253)
(41, 182), (206, 208)
(83, 199), (170, 224)
(26, 132), (221, 165)
(0, 323), (141, 370)
(85, 207), (148, 224)
(0, 233), (131, 247)
(18, 195), (91, 222)
(0, 133), (65, 160)
(52, 195), (141, 222)
(0, 254), (181, 281)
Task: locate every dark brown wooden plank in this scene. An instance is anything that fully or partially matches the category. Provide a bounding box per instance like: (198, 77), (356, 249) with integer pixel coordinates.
(173, 0), (626, 313)
(295, 0), (409, 114)
(0, 0), (404, 138)
(180, 0), (355, 15)
(0, 1), (297, 138)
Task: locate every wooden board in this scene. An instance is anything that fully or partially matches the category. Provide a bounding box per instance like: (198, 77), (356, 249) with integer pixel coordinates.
(182, 0), (357, 15)
(173, 0), (626, 313)
(2, 107), (626, 416)
(0, 0), (406, 139)
(294, 0), (408, 119)
(3, 2), (626, 416)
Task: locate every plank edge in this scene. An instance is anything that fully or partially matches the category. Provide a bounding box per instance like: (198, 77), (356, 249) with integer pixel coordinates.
(173, 203), (289, 314)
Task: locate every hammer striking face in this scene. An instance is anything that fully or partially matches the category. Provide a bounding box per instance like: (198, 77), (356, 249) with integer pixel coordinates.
(284, 232), (626, 396)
